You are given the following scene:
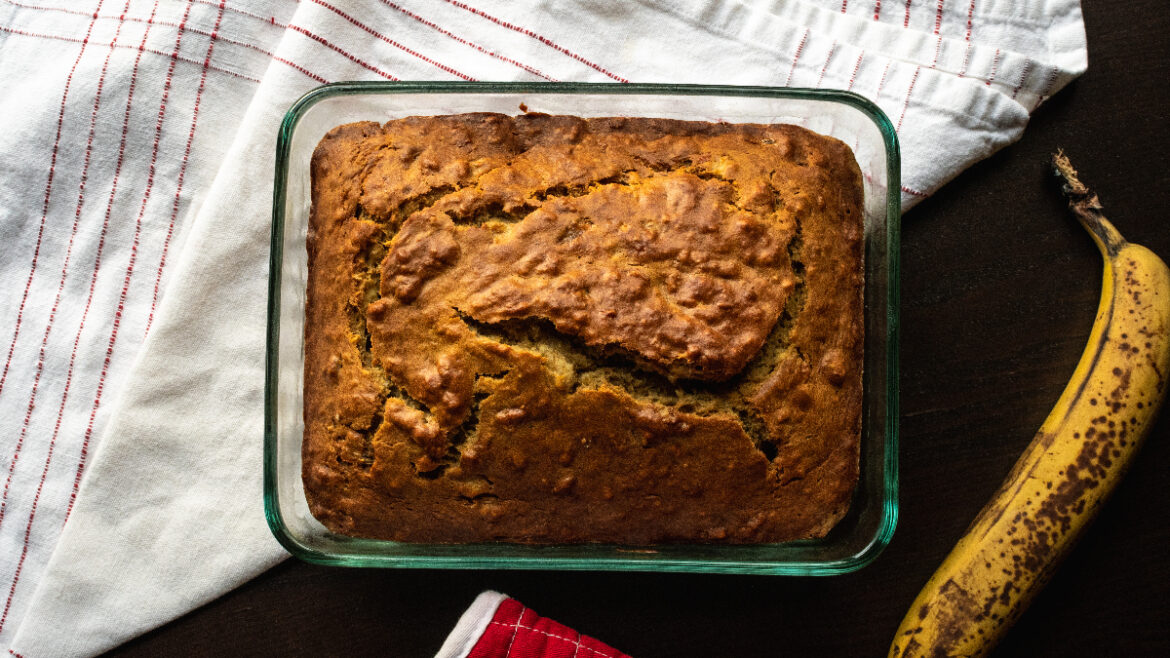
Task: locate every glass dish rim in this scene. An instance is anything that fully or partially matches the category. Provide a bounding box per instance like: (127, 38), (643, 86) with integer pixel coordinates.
(265, 81), (901, 575)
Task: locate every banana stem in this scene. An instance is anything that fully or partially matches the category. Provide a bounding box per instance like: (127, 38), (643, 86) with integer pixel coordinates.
(1053, 151), (1126, 257)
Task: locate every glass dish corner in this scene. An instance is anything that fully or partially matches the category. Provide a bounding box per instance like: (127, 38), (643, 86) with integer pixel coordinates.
(265, 82), (900, 575)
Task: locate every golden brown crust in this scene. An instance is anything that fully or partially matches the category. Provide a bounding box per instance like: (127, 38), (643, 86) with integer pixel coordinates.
(303, 113), (863, 544)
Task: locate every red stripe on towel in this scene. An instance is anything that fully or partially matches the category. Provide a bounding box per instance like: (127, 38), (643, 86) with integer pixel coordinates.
(0, 0), (105, 404)
(378, 0), (554, 80)
(76, 1), (228, 514)
(0, 0), (128, 536)
(310, 0), (472, 80)
(0, 0), (165, 633)
(785, 28), (810, 86)
(441, 0), (628, 82)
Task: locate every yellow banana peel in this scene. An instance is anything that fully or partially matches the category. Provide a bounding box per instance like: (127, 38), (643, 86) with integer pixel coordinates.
(889, 152), (1170, 657)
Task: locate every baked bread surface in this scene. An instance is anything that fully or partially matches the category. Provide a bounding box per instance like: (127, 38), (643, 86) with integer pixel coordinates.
(303, 113), (864, 544)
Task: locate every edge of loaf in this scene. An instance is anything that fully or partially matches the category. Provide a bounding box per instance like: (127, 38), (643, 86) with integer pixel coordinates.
(302, 113), (864, 544)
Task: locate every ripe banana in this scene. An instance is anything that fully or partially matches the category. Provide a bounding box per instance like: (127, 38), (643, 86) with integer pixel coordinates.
(889, 152), (1170, 658)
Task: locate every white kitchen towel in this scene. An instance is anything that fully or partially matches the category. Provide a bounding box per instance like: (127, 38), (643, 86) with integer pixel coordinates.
(0, 1), (1085, 656)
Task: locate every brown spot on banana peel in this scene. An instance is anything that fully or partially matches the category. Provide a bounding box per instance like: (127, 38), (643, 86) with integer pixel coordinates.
(896, 579), (985, 657)
(890, 155), (1170, 658)
(969, 250), (1121, 542)
(970, 428), (1059, 543)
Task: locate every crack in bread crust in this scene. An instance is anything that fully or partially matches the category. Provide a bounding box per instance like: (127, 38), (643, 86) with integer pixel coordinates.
(303, 114), (863, 544)
(345, 166), (806, 463)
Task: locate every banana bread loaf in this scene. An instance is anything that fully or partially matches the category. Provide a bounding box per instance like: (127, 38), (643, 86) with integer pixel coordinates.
(303, 113), (864, 544)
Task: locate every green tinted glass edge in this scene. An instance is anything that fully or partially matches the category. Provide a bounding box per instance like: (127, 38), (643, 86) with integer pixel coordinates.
(264, 82), (901, 574)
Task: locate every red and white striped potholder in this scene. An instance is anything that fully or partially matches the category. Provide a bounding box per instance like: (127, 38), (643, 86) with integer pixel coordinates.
(437, 591), (631, 658)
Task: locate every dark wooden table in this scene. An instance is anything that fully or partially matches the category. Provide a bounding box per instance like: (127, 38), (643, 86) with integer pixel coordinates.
(109, 2), (1170, 656)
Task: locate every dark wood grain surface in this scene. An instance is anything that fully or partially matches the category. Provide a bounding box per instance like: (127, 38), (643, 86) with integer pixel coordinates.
(107, 2), (1170, 656)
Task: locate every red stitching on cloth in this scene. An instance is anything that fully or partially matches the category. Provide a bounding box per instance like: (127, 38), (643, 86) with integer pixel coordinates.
(904, 0), (911, 28)
(191, 0), (369, 83)
(0, 24), (261, 82)
(847, 51), (865, 90)
(142, 0), (235, 337)
(274, 57), (329, 83)
(79, 1), (228, 512)
(208, 0), (558, 85)
(65, 0), (195, 503)
(378, 0), (555, 81)
(0, 0), (124, 537)
(841, 1), (848, 12)
(1010, 59), (1033, 100)
(934, 0), (945, 34)
(139, 6), (218, 328)
(202, 0), (414, 83)
(873, 0), (881, 21)
(50, 0), (163, 515)
(0, 1), (105, 404)
(1035, 66), (1059, 106)
(986, 47), (1001, 86)
(897, 65), (920, 131)
(1, 0), (163, 633)
(866, 169), (928, 199)
(264, 54), (328, 84)
(0, 0), (323, 82)
(189, 0), (277, 25)
(286, 22), (398, 80)
(957, 0), (976, 78)
(0, 0), (72, 12)
(0, 0), (131, 634)
(784, 28), (809, 86)
(310, 0), (472, 80)
(815, 40), (837, 87)
(471, 598), (628, 658)
(875, 58), (893, 96)
(502, 611), (524, 658)
(489, 620), (617, 657)
(440, 0), (628, 82)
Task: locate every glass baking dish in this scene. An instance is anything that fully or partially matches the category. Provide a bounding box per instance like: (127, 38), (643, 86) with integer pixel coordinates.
(265, 82), (899, 575)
